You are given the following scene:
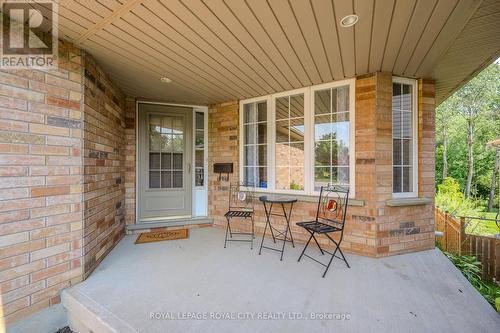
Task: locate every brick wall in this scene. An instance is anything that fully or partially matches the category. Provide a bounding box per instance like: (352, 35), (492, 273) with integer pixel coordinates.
(207, 101), (240, 229)
(0, 41), (84, 324)
(0, 41), (128, 325)
(207, 73), (436, 257)
(81, 54), (126, 278)
(124, 98), (136, 226)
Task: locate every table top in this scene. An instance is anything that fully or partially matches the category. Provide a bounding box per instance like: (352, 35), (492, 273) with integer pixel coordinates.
(259, 195), (298, 204)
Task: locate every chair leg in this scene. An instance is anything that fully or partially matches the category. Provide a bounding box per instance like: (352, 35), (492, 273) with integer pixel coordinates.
(298, 233), (314, 262)
(280, 222), (289, 261)
(268, 222), (276, 243)
(287, 224), (295, 248)
(258, 220), (269, 255)
(227, 220), (233, 238)
(337, 247), (350, 268)
(323, 243), (339, 278)
(224, 216), (230, 248)
(250, 215), (255, 250)
(311, 233), (324, 255)
(322, 234), (349, 277)
(252, 215), (255, 239)
(325, 234), (349, 267)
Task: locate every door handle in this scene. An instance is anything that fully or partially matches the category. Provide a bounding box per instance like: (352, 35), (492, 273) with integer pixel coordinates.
(188, 163), (191, 174)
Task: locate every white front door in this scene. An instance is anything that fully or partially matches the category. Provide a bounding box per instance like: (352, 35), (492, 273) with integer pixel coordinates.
(138, 103), (192, 222)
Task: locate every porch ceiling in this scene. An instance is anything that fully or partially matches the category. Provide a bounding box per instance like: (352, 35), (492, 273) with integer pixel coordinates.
(56, 0), (500, 105)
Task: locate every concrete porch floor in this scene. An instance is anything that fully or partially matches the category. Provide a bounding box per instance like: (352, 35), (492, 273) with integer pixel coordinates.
(62, 227), (500, 333)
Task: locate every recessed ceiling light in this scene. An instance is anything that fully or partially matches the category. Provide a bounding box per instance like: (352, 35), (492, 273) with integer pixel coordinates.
(160, 77), (172, 83)
(340, 14), (358, 28)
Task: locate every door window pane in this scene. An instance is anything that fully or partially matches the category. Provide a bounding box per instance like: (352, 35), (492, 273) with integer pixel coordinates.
(172, 117), (183, 134)
(150, 153), (160, 169)
(195, 130), (204, 147)
(150, 171), (161, 188)
(149, 132), (161, 151)
(161, 117), (172, 133)
(173, 171), (183, 188)
(161, 153), (171, 170)
(195, 150), (204, 168)
(195, 169), (204, 187)
(172, 153), (183, 170)
(161, 171), (172, 188)
(149, 114), (184, 189)
(195, 111), (205, 187)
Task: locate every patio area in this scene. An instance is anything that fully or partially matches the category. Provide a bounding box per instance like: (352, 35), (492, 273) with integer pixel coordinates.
(62, 227), (500, 333)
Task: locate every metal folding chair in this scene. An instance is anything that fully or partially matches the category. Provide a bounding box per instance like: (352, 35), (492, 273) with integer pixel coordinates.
(223, 183), (255, 249)
(297, 185), (350, 277)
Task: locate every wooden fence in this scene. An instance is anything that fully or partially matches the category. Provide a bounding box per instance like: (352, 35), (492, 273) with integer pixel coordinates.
(435, 208), (500, 283)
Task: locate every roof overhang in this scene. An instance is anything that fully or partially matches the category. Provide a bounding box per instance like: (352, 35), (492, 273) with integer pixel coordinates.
(52, 0), (500, 105)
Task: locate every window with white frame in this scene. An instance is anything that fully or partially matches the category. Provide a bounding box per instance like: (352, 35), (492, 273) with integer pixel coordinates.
(275, 93), (305, 191)
(313, 85), (350, 191)
(392, 78), (417, 196)
(241, 100), (268, 188)
(239, 79), (355, 196)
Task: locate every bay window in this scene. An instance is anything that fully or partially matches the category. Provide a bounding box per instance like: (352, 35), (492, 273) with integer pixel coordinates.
(392, 77), (418, 197)
(240, 79), (355, 197)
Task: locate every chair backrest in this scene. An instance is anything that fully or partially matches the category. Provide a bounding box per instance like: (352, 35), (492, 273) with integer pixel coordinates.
(228, 183), (255, 212)
(316, 185), (349, 228)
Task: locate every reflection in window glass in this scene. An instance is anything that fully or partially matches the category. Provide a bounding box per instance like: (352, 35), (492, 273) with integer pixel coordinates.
(195, 112), (205, 187)
(313, 86), (350, 191)
(242, 101), (268, 188)
(149, 114), (183, 189)
(275, 94), (305, 191)
(392, 82), (414, 193)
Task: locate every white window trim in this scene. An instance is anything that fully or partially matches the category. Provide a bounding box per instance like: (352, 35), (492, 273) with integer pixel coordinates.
(192, 108), (208, 190)
(239, 96), (271, 191)
(392, 77), (418, 198)
(239, 78), (356, 198)
(270, 87), (309, 195)
(310, 80), (356, 198)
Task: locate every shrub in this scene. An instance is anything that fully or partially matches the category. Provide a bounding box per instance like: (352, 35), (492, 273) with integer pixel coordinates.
(444, 251), (500, 311)
(436, 177), (479, 216)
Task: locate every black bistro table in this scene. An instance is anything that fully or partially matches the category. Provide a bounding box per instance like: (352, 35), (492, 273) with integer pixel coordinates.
(258, 195), (297, 260)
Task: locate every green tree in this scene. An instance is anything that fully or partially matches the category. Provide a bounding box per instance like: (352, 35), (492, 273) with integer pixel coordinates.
(436, 62), (500, 204)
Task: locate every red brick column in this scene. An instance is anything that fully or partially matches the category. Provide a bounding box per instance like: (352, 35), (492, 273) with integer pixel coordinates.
(124, 98), (136, 226)
(376, 77), (435, 255)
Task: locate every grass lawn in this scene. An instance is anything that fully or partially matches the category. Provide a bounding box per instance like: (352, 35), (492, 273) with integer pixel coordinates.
(464, 209), (499, 236)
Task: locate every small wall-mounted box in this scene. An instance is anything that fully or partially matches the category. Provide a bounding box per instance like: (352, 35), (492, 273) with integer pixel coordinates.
(213, 163), (233, 174)
(213, 163), (233, 181)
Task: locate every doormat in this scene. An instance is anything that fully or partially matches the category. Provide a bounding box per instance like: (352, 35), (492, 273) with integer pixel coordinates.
(135, 229), (189, 244)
